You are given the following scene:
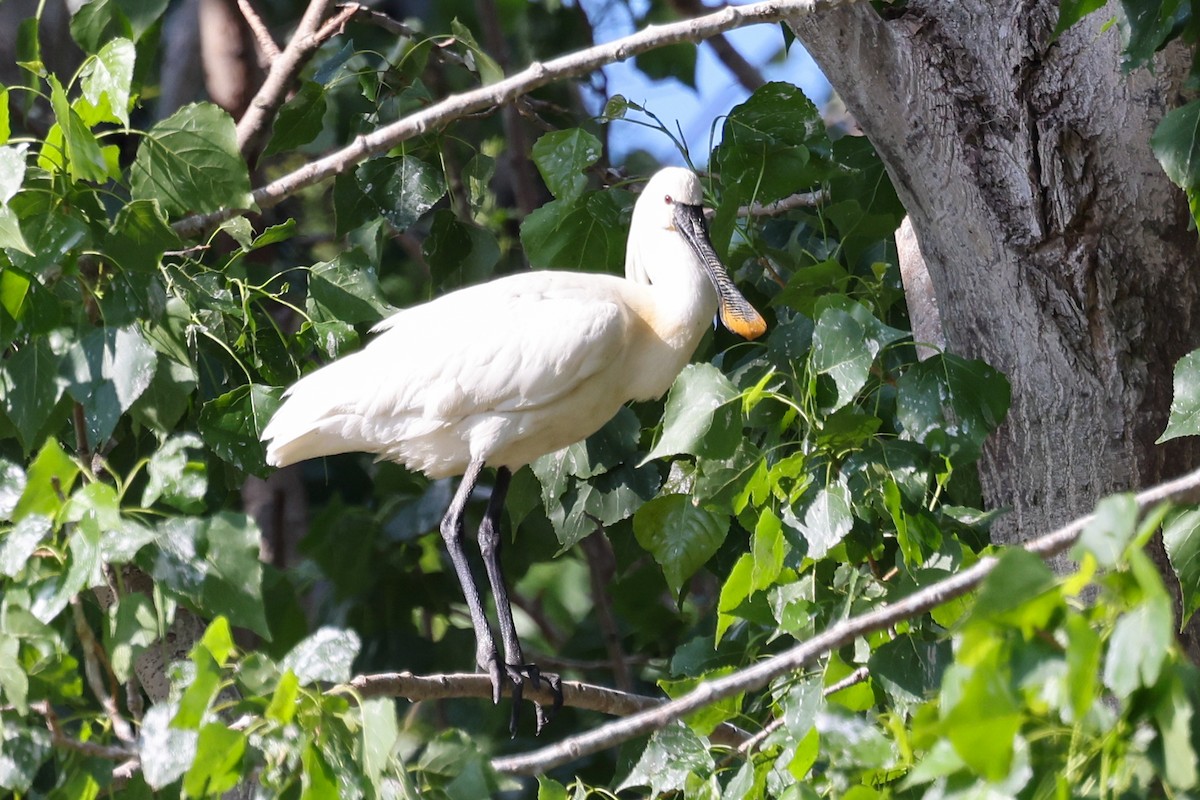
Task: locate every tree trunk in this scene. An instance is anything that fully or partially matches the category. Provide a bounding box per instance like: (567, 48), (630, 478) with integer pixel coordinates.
(787, 1), (1200, 645)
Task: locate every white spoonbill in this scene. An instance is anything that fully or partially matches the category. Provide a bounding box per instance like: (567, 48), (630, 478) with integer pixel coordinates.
(261, 167), (766, 733)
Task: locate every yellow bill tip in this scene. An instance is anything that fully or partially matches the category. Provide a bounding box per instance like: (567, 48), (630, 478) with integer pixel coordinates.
(721, 302), (767, 340)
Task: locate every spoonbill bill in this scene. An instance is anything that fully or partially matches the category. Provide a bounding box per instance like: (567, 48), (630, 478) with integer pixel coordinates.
(262, 167), (766, 733)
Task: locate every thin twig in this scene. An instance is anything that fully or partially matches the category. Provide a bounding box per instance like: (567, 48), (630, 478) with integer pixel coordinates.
(580, 531), (634, 692)
(32, 701), (136, 761)
(669, 0), (766, 91)
(490, 467), (1200, 775)
(236, 0), (339, 163)
(237, 0), (282, 62)
(175, 0), (858, 238)
(739, 190), (826, 216)
(70, 599), (136, 744)
(732, 666), (871, 759)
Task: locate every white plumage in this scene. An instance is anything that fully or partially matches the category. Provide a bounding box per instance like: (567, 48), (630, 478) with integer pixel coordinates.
(262, 167), (765, 476)
(260, 167), (765, 732)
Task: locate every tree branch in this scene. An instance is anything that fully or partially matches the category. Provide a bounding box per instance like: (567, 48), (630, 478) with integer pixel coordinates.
(236, 0), (281, 62)
(489, 466), (1200, 775)
(235, 0), (338, 164)
(32, 701), (136, 762)
(174, 0), (858, 238)
(347, 671), (750, 746)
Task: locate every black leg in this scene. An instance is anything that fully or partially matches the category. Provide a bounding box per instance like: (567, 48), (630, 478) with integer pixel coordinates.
(477, 467), (562, 735)
(439, 460), (503, 703)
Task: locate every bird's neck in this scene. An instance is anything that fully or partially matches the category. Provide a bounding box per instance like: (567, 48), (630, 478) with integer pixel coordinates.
(626, 227), (718, 349)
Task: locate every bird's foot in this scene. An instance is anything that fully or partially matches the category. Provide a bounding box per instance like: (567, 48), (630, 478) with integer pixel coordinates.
(483, 659), (562, 737)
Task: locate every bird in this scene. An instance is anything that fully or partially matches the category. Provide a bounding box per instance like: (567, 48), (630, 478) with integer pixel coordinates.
(261, 166), (767, 734)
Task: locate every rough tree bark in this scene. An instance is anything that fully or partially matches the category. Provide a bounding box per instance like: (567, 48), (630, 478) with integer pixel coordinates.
(787, 1), (1200, 649)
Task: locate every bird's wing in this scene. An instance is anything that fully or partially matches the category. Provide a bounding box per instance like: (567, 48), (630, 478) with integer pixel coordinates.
(368, 272), (633, 418)
(263, 272), (635, 466)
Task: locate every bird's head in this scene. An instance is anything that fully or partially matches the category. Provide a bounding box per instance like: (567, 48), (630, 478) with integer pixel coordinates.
(628, 168), (767, 340)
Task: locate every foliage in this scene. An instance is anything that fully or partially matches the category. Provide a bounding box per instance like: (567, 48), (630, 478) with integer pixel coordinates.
(0, 0), (1198, 797)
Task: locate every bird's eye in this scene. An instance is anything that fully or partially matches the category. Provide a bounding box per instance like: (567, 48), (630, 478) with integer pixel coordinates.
(664, 194), (673, 205)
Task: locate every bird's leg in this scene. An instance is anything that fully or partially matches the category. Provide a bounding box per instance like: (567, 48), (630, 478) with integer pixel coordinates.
(440, 460), (504, 703)
(477, 467), (563, 735)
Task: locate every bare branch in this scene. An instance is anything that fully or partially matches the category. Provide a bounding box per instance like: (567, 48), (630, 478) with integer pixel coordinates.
(740, 190), (826, 216)
(70, 599), (136, 745)
(32, 701), (136, 761)
(490, 467), (1200, 775)
(669, 0), (766, 91)
(732, 666), (870, 759)
(235, 0), (338, 163)
(236, 0), (281, 62)
(174, 0), (858, 238)
(347, 671), (750, 746)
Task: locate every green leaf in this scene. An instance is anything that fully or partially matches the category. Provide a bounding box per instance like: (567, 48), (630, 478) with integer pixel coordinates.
(130, 102), (253, 218)
(635, 44), (697, 88)
(355, 155), (445, 232)
(175, 636), (223, 729)
(1158, 349), (1200, 442)
(810, 307), (872, 410)
(0, 337), (65, 451)
(971, 547), (1056, 619)
(106, 199), (181, 274)
(1103, 594), (1173, 696)
(266, 670), (300, 723)
(868, 634), (950, 710)
(1073, 493), (1138, 569)
(139, 703), (198, 789)
(715, 553), (753, 646)
(634, 494), (727, 599)
(0, 460), (24, 520)
(306, 249), (397, 324)
(1164, 507), (1200, 625)
(751, 507), (785, 591)
(281, 627), (361, 685)
(0, 715), (50, 792)
(43, 76), (111, 183)
(105, 593), (158, 683)
(142, 433), (207, 513)
(81, 38), (135, 127)
(362, 697), (400, 790)
(0, 144), (27, 205)
(0, 205), (31, 254)
(62, 325), (157, 448)
(422, 210), (501, 290)
(144, 512), (269, 637)
(183, 723), (245, 797)
(617, 722), (714, 795)
(520, 189), (629, 271)
(713, 82), (829, 206)
(449, 19), (504, 84)
(896, 353), (1010, 461)
(0, 88), (10, 144)
(1153, 673), (1198, 789)
(531, 128), (602, 200)
(1120, 0), (1186, 71)
(0, 514), (51, 577)
(1064, 613), (1101, 720)
(645, 363), (740, 462)
(940, 665), (1020, 780)
(301, 743), (340, 800)
(12, 439), (79, 522)
(197, 383), (282, 477)
(264, 80), (327, 156)
(782, 480), (853, 560)
(1055, 0), (1108, 36)
(0, 635), (28, 714)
